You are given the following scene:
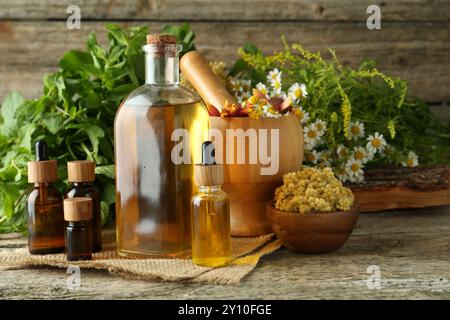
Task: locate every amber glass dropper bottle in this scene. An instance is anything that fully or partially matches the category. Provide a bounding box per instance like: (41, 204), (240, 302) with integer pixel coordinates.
(26, 141), (65, 254)
(65, 161), (101, 252)
(64, 197), (93, 261)
(191, 141), (231, 267)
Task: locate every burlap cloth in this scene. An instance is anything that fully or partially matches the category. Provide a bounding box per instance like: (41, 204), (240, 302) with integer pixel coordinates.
(0, 230), (281, 285)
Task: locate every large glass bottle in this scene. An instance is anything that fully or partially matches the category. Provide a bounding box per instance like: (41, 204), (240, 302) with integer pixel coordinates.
(114, 34), (209, 258)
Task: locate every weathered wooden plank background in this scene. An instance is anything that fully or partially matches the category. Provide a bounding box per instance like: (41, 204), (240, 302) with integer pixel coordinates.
(0, 0), (449, 118)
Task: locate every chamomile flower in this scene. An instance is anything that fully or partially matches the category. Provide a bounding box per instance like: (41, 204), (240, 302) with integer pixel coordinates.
(261, 103), (280, 118)
(270, 78), (283, 95)
(345, 158), (364, 182)
(366, 132), (387, 154)
(267, 68), (282, 83)
(288, 83), (308, 102)
(313, 119), (326, 136)
(256, 82), (268, 96)
(335, 167), (349, 183)
(402, 151), (419, 167)
(348, 121), (365, 140)
(292, 106), (310, 124)
(304, 123), (321, 146)
(305, 150), (320, 164)
(337, 144), (349, 158)
(351, 146), (373, 164)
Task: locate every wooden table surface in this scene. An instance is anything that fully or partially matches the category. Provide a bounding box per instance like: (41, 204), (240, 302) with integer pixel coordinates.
(1, 206), (449, 300)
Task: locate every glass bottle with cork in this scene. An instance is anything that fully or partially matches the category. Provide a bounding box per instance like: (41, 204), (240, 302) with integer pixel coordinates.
(192, 141), (231, 267)
(65, 160), (101, 252)
(27, 141), (65, 254)
(114, 34), (209, 258)
(64, 197), (93, 261)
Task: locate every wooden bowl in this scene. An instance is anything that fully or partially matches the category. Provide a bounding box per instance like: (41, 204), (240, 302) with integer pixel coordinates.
(266, 201), (359, 253)
(210, 115), (303, 236)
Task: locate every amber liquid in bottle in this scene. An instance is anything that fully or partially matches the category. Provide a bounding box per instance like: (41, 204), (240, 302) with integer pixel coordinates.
(27, 183), (65, 254)
(192, 185), (231, 267)
(115, 39), (209, 257)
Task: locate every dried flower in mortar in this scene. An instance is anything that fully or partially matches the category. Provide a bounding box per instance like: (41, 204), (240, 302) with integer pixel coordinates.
(207, 101), (252, 118)
(207, 92), (293, 119)
(274, 167), (354, 214)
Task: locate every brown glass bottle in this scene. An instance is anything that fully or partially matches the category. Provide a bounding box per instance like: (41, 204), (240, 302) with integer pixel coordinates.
(65, 161), (101, 252)
(27, 141), (65, 254)
(64, 198), (93, 261)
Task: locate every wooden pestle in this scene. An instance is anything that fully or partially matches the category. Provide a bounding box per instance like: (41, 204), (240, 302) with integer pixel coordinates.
(180, 50), (238, 112)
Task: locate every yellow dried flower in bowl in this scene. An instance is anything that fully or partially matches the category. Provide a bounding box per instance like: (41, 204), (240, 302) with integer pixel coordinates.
(274, 167), (354, 213)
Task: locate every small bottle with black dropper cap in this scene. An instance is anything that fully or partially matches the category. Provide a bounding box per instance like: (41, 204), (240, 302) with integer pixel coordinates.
(191, 141), (231, 267)
(65, 161), (101, 252)
(26, 141), (65, 254)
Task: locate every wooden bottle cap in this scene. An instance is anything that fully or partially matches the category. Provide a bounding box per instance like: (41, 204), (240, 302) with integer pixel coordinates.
(67, 160), (95, 182)
(27, 160), (58, 183)
(64, 197), (93, 222)
(146, 34), (177, 45)
(194, 164), (224, 187)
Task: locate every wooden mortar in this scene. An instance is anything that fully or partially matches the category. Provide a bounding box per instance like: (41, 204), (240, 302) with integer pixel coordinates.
(181, 50), (304, 236)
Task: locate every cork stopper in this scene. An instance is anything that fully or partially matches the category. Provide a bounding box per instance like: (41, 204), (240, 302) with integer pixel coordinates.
(28, 160), (58, 183)
(146, 34), (177, 45)
(67, 160), (95, 182)
(64, 198), (93, 222)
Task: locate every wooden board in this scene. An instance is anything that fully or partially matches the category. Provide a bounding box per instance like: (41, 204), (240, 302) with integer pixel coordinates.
(350, 166), (450, 212)
(0, 20), (449, 103)
(1, 0), (450, 21)
(2, 206), (450, 299)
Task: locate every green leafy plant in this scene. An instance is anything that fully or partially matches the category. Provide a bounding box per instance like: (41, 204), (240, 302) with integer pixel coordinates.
(0, 24), (148, 233)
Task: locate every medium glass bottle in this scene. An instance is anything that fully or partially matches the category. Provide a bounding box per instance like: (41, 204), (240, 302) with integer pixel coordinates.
(27, 141), (65, 254)
(65, 160), (102, 252)
(191, 141), (231, 267)
(114, 34), (209, 257)
(64, 197), (93, 261)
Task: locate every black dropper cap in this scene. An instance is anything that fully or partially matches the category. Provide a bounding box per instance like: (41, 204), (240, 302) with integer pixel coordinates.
(35, 141), (49, 161)
(201, 141), (216, 165)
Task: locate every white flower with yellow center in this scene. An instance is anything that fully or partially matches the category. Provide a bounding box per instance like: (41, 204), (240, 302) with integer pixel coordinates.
(402, 151), (419, 167)
(288, 83), (308, 102)
(351, 146), (373, 164)
(305, 150), (320, 164)
(335, 168), (349, 183)
(313, 119), (326, 136)
(366, 132), (387, 154)
(345, 158), (364, 182)
(349, 121), (365, 140)
(270, 78), (283, 95)
(303, 123), (320, 146)
(256, 82), (268, 96)
(292, 107), (310, 124)
(267, 68), (282, 83)
(337, 144), (349, 158)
